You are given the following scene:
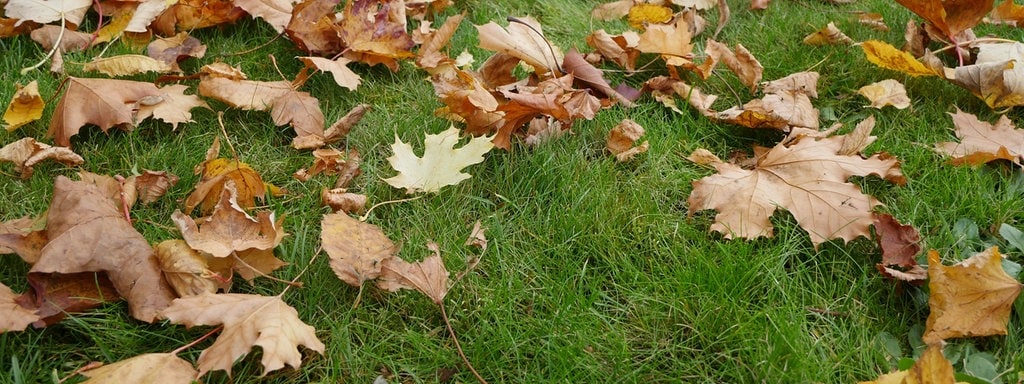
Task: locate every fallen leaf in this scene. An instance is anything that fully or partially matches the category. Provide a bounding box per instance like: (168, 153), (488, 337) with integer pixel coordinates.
(134, 170), (179, 204)
(80, 353), (197, 384)
(135, 84), (211, 130)
(3, 81), (44, 131)
(861, 40), (938, 77)
(82, 54), (176, 76)
(185, 145), (272, 214)
(286, 0), (343, 54)
(989, 0), (1024, 26)
(321, 212), (397, 287)
(562, 48), (635, 107)
(14, 272), (121, 327)
(637, 17), (694, 68)
(161, 293), (325, 377)
(123, 0), (177, 33)
(155, 240), (232, 297)
(643, 76), (719, 114)
(923, 247), (1022, 343)
(838, 116), (878, 156)
(173, 182), (286, 259)
(586, 29), (640, 72)
(383, 126), (494, 193)
(687, 131), (904, 247)
(324, 103), (371, 143)
(855, 12), (889, 31)
(299, 57), (361, 91)
(198, 77), (328, 148)
(803, 22), (853, 46)
(464, 220), (487, 250)
(476, 16), (563, 75)
(950, 42), (1024, 109)
(0, 137), (84, 179)
(858, 344), (954, 384)
(233, 248), (288, 282)
(1, 282), (39, 332)
(321, 188), (367, 214)
(48, 77), (163, 147)
(335, 0), (415, 71)
(4, 0), (92, 26)
(232, 0), (299, 32)
(377, 243), (450, 304)
(151, 0), (246, 35)
(591, 0), (632, 21)
(895, 0), (993, 41)
(873, 213), (925, 282)
(0, 216), (46, 264)
(147, 32), (207, 66)
(606, 119), (648, 162)
(713, 72), (820, 131)
(415, 12), (464, 70)
(704, 40), (763, 92)
(627, 3), (672, 29)
(858, 79), (911, 109)
(935, 108), (1024, 165)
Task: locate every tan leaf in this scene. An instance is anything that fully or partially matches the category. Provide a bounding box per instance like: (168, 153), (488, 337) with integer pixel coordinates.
(83, 54), (176, 76)
(687, 148), (724, 165)
(377, 243), (450, 304)
(643, 76), (719, 114)
(29, 25), (92, 52)
(637, 17), (693, 67)
(198, 77), (291, 110)
(299, 57), (361, 91)
(173, 183), (286, 259)
(586, 29), (640, 72)
(950, 42), (1024, 109)
(321, 212), (397, 286)
(151, 0), (246, 35)
(80, 353), (197, 384)
(858, 79), (911, 109)
(591, 0), (632, 21)
(233, 248), (287, 282)
(4, 0), (92, 26)
(0, 216), (46, 264)
(464, 220), (487, 250)
(855, 12), (889, 31)
(935, 108), (1024, 165)
(135, 84), (211, 130)
(0, 137), (83, 179)
(1, 283), (39, 332)
(803, 22), (853, 46)
(837, 116), (878, 156)
(198, 77), (327, 148)
(476, 16), (563, 75)
(155, 240), (231, 297)
(147, 32), (207, 65)
(704, 40), (762, 92)
(200, 62), (248, 80)
(383, 126), (494, 193)
(134, 170), (179, 204)
(285, 0), (343, 54)
(160, 293), (325, 377)
(923, 247), (1022, 343)
(561, 48), (635, 107)
(3, 81), (44, 131)
(324, 104), (371, 143)
(185, 144), (272, 214)
(48, 77), (162, 147)
(321, 188), (367, 214)
(31, 176), (175, 322)
(989, 0), (1024, 26)
(606, 119), (648, 162)
(415, 12), (464, 70)
(123, 0), (176, 32)
(687, 131), (904, 248)
(232, 0), (299, 32)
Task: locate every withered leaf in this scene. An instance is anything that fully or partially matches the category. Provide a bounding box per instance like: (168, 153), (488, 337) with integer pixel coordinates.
(321, 189), (367, 214)
(161, 293), (325, 377)
(48, 77), (162, 147)
(636, 17), (693, 67)
(233, 0), (298, 32)
(135, 84), (211, 130)
(147, 32), (207, 66)
(336, 0), (415, 71)
(135, 170), (179, 204)
(606, 119), (648, 162)
(321, 212), (397, 286)
(83, 55), (175, 77)
(4, 0), (92, 26)
(895, 0), (993, 40)
(1, 282), (39, 332)
(704, 40), (763, 92)
(16, 272), (121, 327)
(377, 243), (450, 304)
(950, 42), (1024, 109)
(803, 22), (853, 46)
(923, 247), (1022, 343)
(155, 240), (232, 297)
(299, 57), (361, 91)
(80, 353), (197, 384)
(0, 216), (46, 264)
(858, 79), (911, 109)
(476, 16), (563, 75)
(936, 108), (1024, 165)
(3, 81), (44, 131)
(173, 183), (286, 259)
(286, 0), (343, 54)
(873, 213), (924, 283)
(0, 137), (84, 179)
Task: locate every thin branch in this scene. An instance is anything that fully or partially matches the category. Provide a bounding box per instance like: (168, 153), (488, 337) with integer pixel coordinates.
(440, 303), (487, 384)
(216, 112), (240, 162)
(359, 195), (424, 221)
(280, 245), (321, 296)
(21, 15), (65, 74)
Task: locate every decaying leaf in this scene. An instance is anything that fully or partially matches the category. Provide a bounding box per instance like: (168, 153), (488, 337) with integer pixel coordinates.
(704, 40), (763, 92)
(858, 79), (911, 109)
(935, 108), (1024, 165)
(324, 104), (371, 143)
(80, 353), (197, 384)
(134, 170), (179, 204)
(15, 272), (121, 327)
(894, 0), (993, 41)
(232, 0), (299, 33)
(989, 0), (1024, 27)
(151, 0), (246, 35)
(173, 183), (286, 259)
(606, 119), (648, 162)
(950, 42), (1024, 109)
(0, 216), (46, 264)
(3, 81), (44, 131)
(586, 29), (640, 72)
(384, 126), (494, 193)
(335, 0), (415, 71)
(1, 282), (39, 332)
(161, 293), (325, 377)
(321, 212), (397, 286)
(321, 188), (367, 214)
(48, 77), (161, 147)
(0, 137), (83, 178)
(286, 0), (343, 54)
(4, 0), (92, 26)
(147, 32), (207, 67)
(83, 55), (175, 77)
(465, 220), (487, 250)
(636, 17), (694, 68)
(861, 40), (938, 77)
(377, 243), (450, 304)
(299, 57), (361, 91)
(713, 72), (820, 131)
(136, 84), (211, 130)
(185, 140), (274, 214)
(687, 126), (904, 247)
(803, 22), (853, 46)
(923, 247), (1022, 343)
(858, 344), (954, 384)
(873, 213), (925, 283)
(199, 77), (330, 149)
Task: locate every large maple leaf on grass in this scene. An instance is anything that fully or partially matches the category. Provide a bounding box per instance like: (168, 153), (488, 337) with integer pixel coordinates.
(936, 108), (1024, 165)
(923, 247), (1022, 343)
(687, 121), (905, 248)
(161, 293), (325, 377)
(384, 126), (494, 193)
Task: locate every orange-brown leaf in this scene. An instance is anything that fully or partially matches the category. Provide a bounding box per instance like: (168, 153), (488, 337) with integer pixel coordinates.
(173, 183), (286, 259)
(0, 137), (84, 179)
(321, 212), (397, 286)
(3, 81), (44, 131)
(923, 247), (1022, 343)
(48, 77), (163, 147)
(1, 282), (39, 332)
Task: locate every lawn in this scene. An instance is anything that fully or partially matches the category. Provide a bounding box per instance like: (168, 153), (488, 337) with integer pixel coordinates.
(1, 0), (1023, 382)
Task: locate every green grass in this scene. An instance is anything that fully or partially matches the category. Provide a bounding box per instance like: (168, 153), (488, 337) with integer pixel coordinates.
(2, 0), (1024, 383)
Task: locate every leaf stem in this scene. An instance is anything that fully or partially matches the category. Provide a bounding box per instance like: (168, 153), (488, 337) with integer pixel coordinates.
(931, 37), (1020, 56)
(440, 302), (487, 384)
(359, 195), (424, 221)
(170, 325), (224, 355)
(21, 15), (65, 74)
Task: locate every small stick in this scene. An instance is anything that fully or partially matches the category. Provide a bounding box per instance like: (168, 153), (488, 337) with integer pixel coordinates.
(440, 303), (488, 384)
(170, 325), (225, 355)
(359, 195), (424, 221)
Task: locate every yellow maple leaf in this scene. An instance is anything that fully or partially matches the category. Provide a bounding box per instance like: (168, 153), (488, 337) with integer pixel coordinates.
(3, 81), (44, 131)
(383, 126), (494, 193)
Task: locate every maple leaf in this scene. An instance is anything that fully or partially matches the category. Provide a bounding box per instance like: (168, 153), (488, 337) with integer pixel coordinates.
(415, 12), (464, 70)
(895, 0), (993, 42)
(14, 272), (121, 327)
(384, 126), (494, 193)
(4, 0), (92, 26)
(79, 353), (197, 383)
(198, 77), (329, 149)
(636, 17), (693, 68)
(586, 29), (640, 72)
(233, 0), (299, 33)
(687, 127), (904, 247)
(713, 72), (820, 131)
(704, 40), (763, 92)
(48, 77), (161, 147)
(152, 0), (245, 35)
(3, 81), (44, 131)
(0, 216), (46, 264)
(950, 42), (1024, 109)
(476, 16), (563, 75)
(377, 243), (450, 304)
(858, 79), (911, 109)
(147, 32), (207, 68)
(321, 212), (397, 287)
(286, 0), (343, 54)
(185, 139), (275, 214)
(299, 57), (361, 91)
(160, 293), (326, 377)
(1, 282), (39, 332)
(135, 84), (211, 130)
(989, 0), (1024, 27)
(0, 137), (83, 179)
(935, 108), (1024, 165)
(606, 119), (648, 162)
(803, 22), (853, 46)
(335, 0), (415, 71)
(173, 182), (287, 259)
(155, 240), (232, 297)
(923, 247), (1022, 343)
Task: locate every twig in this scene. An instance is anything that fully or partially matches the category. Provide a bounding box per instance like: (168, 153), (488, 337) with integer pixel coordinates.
(21, 15), (65, 74)
(359, 195), (425, 221)
(440, 303), (487, 384)
(170, 325), (225, 355)
(930, 37), (1019, 56)
(280, 245), (321, 296)
(507, 16), (563, 75)
(216, 112), (240, 162)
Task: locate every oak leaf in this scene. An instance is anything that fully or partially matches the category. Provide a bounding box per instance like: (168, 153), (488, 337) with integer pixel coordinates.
(321, 212), (397, 287)
(477, 16), (563, 75)
(1, 282), (39, 332)
(687, 127), (904, 247)
(858, 79), (911, 109)
(935, 108), (1024, 165)
(48, 77), (162, 147)
(0, 137), (83, 179)
(173, 182), (286, 259)
(377, 243), (450, 304)
(383, 126), (494, 193)
(80, 353), (197, 384)
(160, 293), (325, 377)
(923, 247), (1022, 343)
(3, 81), (44, 131)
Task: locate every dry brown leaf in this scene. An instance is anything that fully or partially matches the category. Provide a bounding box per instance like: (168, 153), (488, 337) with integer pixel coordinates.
(476, 16), (563, 75)
(147, 32), (207, 65)
(687, 131), (904, 248)
(591, 0), (632, 21)
(293, 148), (352, 181)
(989, 0), (1024, 26)
(0, 216), (46, 264)
(15, 272), (121, 327)
(3, 81), (44, 131)
(1, 282), (39, 332)
(160, 293), (325, 377)
(465, 220), (487, 251)
(643, 76), (719, 115)
(233, 248), (287, 282)
(377, 243), (450, 304)
(0, 137), (83, 179)
(838, 116), (878, 156)
(155, 239), (232, 297)
(80, 353), (197, 384)
(135, 84), (210, 130)
(803, 22), (853, 46)
(384, 126), (494, 193)
(299, 57), (361, 91)
(321, 212), (397, 286)
(637, 17), (693, 67)
(173, 183), (286, 259)
(704, 40), (762, 93)
(185, 142), (273, 214)
(335, 0), (415, 71)
(855, 12), (889, 31)
(83, 55), (175, 76)
(31, 176), (175, 322)
(325, 104), (371, 143)
(152, 0), (246, 35)
(923, 247), (1022, 343)
(286, 0), (343, 54)
(198, 77), (328, 148)
(562, 48), (635, 107)
(935, 108), (1024, 165)
(48, 77), (162, 147)
(586, 29), (640, 72)
(198, 77), (291, 110)
(873, 213), (924, 283)
(858, 344), (954, 384)
(858, 79), (911, 109)
(415, 12), (464, 70)
(895, 0), (993, 40)
(134, 170), (179, 204)
(606, 119), (648, 162)
(321, 188), (367, 214)
(950, 42), (1024, 109)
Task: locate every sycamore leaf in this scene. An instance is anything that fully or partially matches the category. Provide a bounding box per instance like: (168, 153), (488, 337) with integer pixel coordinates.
(923, 247), (1022, 343)
(377, 243), (450, 304)
(477, 16), (563, 75)
(858, 79), (911, 109)
(31, 176), (175, 322)
(160, 293), (325, 377)
(155, 239), (232, 297)
(950, 42), (1024, 109)
(48, 77), (162, 147)
(606, 119), (648, 162)
(861, 40), (938, 77)
(895, 0), (993, 39)
(321, 212), (397, 287)
(687, 128), (904, 248)
(80, 353), (197, 384)
(0, 137), (83, 179)
(383, 126), (494, 193)
(935, 108), (1024, 165)
(173, 182), (286, 259)
(3, 81), (44, 131)
(1, 283), (39, 332)
(4, 0), (92, 26)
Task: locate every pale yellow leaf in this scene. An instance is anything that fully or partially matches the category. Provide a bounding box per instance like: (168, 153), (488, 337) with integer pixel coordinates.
(383, 126), (494, 193)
